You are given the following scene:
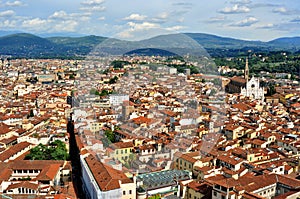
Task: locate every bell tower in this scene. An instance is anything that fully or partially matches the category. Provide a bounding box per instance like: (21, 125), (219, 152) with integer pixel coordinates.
(244, 57), (249, 82)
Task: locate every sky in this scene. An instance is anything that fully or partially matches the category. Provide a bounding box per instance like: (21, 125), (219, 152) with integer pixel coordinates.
(0, 0), (300, 41)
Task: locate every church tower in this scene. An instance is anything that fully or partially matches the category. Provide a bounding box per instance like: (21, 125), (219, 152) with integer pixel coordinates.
(244, 57), (249, 82)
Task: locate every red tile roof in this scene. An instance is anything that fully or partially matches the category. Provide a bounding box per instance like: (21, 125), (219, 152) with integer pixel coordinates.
(84, 155), (132, 191)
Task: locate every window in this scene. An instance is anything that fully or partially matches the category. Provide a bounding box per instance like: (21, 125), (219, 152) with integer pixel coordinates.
(125, 149), (128, 153)
(214, 191), (217, 196)
(129, 190), (132, 194)
(123, 191), (126, 195)
(221, 186), (227, 192)
(280, 168), (283, 171)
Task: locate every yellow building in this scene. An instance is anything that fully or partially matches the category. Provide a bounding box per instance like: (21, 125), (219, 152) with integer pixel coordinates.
(110, 141), (134, 162)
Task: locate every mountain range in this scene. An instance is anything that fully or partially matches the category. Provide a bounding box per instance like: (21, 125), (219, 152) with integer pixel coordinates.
(0, 32), (299, 58)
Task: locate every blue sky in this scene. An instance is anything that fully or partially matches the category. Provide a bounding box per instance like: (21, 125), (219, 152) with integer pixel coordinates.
(0, 0), (299, 41)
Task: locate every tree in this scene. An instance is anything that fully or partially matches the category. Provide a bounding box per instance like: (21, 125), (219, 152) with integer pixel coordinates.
(266, 84), (276, 96)
(25, 140), (69, 160)
(90, 88), (100, 95)
(108, 76), (118, 84)
(105, 129), (115, 143)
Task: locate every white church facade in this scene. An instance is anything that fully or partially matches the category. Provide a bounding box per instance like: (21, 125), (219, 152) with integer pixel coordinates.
(240, 58), (264, 101)
(241, 76), (264, 101)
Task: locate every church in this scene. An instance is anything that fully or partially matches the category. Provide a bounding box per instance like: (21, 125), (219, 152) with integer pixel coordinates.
(225, 58), (264, 101)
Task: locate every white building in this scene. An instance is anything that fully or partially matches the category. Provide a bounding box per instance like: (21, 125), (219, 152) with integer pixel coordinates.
(241, 76), (264, 101)
(80, 154), (136, 199)
(109, 94), (129, 106)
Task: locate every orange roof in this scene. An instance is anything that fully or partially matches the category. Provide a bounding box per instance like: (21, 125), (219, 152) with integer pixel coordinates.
(84, 155), (132, 191)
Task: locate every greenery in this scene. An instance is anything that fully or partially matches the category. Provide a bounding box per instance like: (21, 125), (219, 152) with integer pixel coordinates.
(25, 140), (69, 160)
(27, 109), (34, 118)
(90, 88), (113, 96)
(1, 32), (300, 58)
(104, 129), (115, 143)
(216, 52), (300, 77)
(110, 60), (130, 69)
(107, 76), (118, 84)
(101, 129), (116, 148)
(148, 194), (161, 199)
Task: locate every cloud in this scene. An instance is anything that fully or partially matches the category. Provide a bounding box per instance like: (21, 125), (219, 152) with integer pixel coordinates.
(257, 21), (300, 33)
(81, 0), (105, 6)
(98, 16), (105, 20)
(172, 2), (193, 9)
(115, 21), (183, 40)
(231, 17), (258, 27)
(123, 14), (147, 21)
(219, 4), (250, 14)
(257, 23), (276, 29)
(49, 11), (68, 20)
(51, 20), (79, 32)
(206, 16), (228, 23)
(80, 6), (105, 12)
(290, 17), (300, 23)
(0, 19), (17, 28)
(49, 10), (90, 21)
(272, 7), (299, 15)
(150, 12), (169, 23)
(5, 0), (25, 7)
(21, 17), (80, 33)
(249, 3), (280, 9)
(165, 25), (185, 31)
(127, 21), (159, 31)
(22, 18), (48, 30)
(0, 10), (15, 17)
(230, 0), (252, 5)
(80, 0), (105, 12)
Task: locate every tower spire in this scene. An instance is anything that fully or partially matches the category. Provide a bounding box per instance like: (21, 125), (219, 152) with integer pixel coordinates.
(244, 57), (249, 82)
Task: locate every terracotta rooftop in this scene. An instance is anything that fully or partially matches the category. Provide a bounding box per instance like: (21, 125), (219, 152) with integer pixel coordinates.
(84, 155), (132, 191)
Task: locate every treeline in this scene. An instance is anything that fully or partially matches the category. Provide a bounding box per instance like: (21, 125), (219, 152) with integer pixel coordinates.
(215, 51), (300, 76)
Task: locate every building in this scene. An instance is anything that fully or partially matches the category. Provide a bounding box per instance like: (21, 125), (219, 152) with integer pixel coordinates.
(109, 94), (129, 106)
(136, 170), (192, 199)
(208, 173), (300, 199)
(241, 76), (265, 101)
(80, 154), (136, 199)
(225, 58), (248, 94)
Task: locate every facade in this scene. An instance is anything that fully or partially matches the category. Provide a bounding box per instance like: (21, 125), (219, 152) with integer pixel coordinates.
(109, 94), (129, 106)
(241, 76), (264, 101)
(209, 173), (300, 199)
(80, 154), (135, 199)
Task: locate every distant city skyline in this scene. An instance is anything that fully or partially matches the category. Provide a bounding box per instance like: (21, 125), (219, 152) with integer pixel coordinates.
(0, 0), (299, 41)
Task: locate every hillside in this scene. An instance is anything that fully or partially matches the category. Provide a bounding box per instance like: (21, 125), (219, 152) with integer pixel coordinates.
(0, 32), (299, 58)
(0, 33), (61, 57)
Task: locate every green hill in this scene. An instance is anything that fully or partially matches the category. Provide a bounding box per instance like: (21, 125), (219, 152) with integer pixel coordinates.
(0, 32), (299, 58)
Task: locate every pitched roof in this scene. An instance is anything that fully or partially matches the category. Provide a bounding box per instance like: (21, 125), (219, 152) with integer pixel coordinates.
(6, 181), (39, 191)
(84, 155), (132, 191)
(0, 142), (31, 162)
